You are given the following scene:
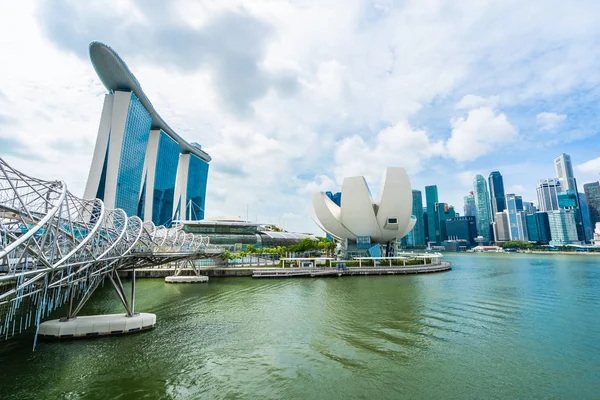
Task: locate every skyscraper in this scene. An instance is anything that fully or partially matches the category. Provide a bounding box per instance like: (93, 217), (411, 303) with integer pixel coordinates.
(433, 203), (456, 244)
(536, 178), (561, 212)
(492, 211), (510, 242)
(523, 201), (536, 215)
(526, 212), (551, 244)
(505, 194), (527, 240)
(584, 181), (600, 227)
(547, 209), (580, 246)
(554, 153), (577, 192)
(488, 171), (506, 219)
(473, 175), (492, 243)
(578, 192), (593, 241)
(464, 193), (477, 218)
(84, 43), (211, 227)
(446, 216), (477, 245)
(425, 185), (438, 245)
(557, 189), (585, 242)
(410, 190), (426, 247)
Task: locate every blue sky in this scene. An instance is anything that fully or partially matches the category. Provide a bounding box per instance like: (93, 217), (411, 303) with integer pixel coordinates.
(0, 0), (599, 234)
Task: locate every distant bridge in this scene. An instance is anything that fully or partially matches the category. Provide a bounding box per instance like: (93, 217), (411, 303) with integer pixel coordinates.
(0, 158), (220, 344)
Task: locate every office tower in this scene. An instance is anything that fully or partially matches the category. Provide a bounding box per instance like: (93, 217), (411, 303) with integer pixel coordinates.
(505, 194), (527, 241)
(526, 212), (551, 244)
(584, 181), (600, 227)
(410, 190), (426, 247)
(473, 175), (492, 243)
(523, 201), (536, 215)
(433, 203), (455, 244)
(557, 189), (586, 242)
(425, 185), (438, 245)
(488, 171), (506, 219)
(578, 193), (593, 242)
(536, 178), (561, 212)
(464, 193), (477, 218)
(84, 42), (211, 226)
(423, 211), (429, 243)
(554, 153), (577, 192)
(446, 216), (477, 246)
(547, 209), (580, 246)
(492, 211), (510, 242)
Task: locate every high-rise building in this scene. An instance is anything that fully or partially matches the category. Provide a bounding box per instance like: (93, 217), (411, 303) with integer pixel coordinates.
(488, 171), (506, 219)
(506, 194), (527, 241)
(554, 153), (577, 192)
(584, 181), (600, 227)
(423, 211), (429, 244)
(433, 203), (456, 244)
(84, 42), (211, 227)
(492, 211), (510, 242)
(425, 185), (438, 245)
(523, 201), (536, 215)
(578, 193), (593, 242)
(473, 175), (492, 243)
(536, 178), (561, 212)
(547, 209), (580, 246)
(410, 190), (425, 247)
(557, 189), (585, 242)
(446, 216), (477, 246)
(464, 193), (477, 218)
(526, 212), (551, 244)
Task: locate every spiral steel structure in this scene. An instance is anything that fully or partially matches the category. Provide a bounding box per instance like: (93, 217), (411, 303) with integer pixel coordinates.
(0, 158), (216, 341)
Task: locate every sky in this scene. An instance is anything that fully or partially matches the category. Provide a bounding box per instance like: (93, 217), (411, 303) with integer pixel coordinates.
(1, 0), (600, 235)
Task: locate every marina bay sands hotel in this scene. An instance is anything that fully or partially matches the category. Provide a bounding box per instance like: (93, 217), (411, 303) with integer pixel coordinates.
(84, 42), (210, 227)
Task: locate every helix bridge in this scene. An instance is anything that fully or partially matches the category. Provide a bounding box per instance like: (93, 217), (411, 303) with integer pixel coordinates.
(0, 158), (217, 345)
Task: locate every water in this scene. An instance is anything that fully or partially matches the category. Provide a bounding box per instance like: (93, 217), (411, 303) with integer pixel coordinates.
(1, 253), (599, 399)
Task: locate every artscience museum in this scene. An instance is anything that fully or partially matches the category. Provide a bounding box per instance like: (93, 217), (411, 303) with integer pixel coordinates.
(312, 167), (416, 258)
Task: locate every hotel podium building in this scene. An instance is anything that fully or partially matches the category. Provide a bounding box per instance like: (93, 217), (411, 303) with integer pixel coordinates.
(84, 42), (211, 226)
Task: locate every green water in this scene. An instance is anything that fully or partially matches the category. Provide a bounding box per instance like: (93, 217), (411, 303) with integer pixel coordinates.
(1, 253), (599, 399)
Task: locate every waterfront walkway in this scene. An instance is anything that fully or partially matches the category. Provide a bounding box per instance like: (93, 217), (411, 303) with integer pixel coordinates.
(252, 262), (451, 278)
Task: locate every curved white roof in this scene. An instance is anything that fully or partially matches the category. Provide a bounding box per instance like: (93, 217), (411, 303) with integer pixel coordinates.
(89, 41), (211, 162)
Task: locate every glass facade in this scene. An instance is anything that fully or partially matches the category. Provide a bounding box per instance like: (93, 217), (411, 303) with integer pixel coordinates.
(151, 131), (180, 227)
(473, 174), (492, 243)
(506, 194), (526, 240)
(578, 192), (593, 241)
(536, 178), (561, 212)
(186, 153), (209, 220)
(526, 212), (551, 244)
(425, 185), (438, 244)
(463, 194), (477, 218)
(411, 190), (425, 247)
(557, 189), (585, 242)
(583, 182), (600, 227)
(488, 171), (506, 219)
(115, 92), (152, 216)
(548, 209), (579, 246)
(446, 216), (477, 245)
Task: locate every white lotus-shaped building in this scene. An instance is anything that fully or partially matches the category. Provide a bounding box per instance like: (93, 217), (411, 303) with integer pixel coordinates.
(312, 167), (416, 244)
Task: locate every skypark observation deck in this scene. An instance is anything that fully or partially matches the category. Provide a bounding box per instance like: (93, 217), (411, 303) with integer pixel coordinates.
(84, 42), (210, 228)
(0, 158), (219, 345)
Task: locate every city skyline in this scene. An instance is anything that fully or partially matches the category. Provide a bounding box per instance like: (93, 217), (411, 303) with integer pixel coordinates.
(1, 1), (600, 235)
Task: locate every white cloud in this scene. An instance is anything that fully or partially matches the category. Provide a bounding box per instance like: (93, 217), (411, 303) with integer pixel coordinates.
(536, 112), (567, 131)
(446, 107), (518, 162)
(332, 121), (445, 186)
(576, 156), (600, 175)
(455, 95), (499, 110)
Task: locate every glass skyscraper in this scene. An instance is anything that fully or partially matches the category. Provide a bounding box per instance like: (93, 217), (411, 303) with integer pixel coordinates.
(506, 194), (527, 241)
(584, 181), (600, 227)
(536, 178), (561, 212)
(488, 171), (506, 220)
(548, 209), (579, 246)
(407, 190), (425, 247)
(473, 174), (492, 243)
(425, 185), (438, 245)
(526, 212), (551, 244)
(84, 42), (211, 227)
(464, 193), (477, 218)
(554, 153), (577, 192)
